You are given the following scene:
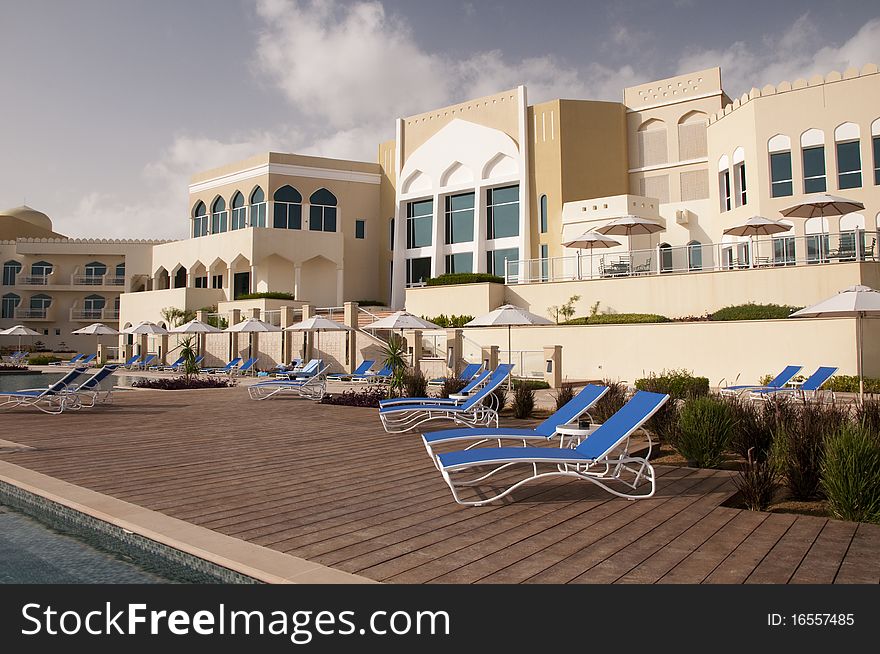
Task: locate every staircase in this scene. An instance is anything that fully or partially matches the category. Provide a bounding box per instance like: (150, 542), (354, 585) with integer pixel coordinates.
(356, 306), (397, 330)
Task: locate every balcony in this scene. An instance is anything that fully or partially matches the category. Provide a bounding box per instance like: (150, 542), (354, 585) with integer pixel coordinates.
(70, 274), (125, 287)
(14, 307), (52, 321)
(16, 274), (51, 286)
(70, 308), (120, 322)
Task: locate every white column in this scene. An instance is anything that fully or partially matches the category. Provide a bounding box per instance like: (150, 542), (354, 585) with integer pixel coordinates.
(390, 200), (407, 308)
(226, 266), (234, 301)
(430, 191), (442, 277)
(474, 183), (488, 273)
(294, 264), (302, 300)
(250, 264), (257, 293)
(336, 267), (344, 306)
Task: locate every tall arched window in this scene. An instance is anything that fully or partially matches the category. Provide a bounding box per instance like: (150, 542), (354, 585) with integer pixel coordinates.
(230, 192), (246, 230)
(1, 293), (19, 319)
(539, 194), (548, 234)
(636, 119), (667, 167)
(718, 154), (731, 212)
(732, 147), (747, 207)
(677, 111), (708, 160)
(31, 261), (53, 278)
(83, 294), (106, 318)
(29, 293), (52, 317)
(687, 240), (702, 271)
(250, 187), (267, 228)
(835, 122), (862, 190)
(192, 201), (208, 237)
(659, 243), (673, 273)
(173, 267), (186, 289)
(115, 262), (126, 278)
(273, 185), (302, 229)
(84, 261), (107, 282)
(2, 260), (21, 286)
(801, 129), (826, 193)
(768, 134), (793, 197)
(872, 118), (880, 186)
(309, 188), (338, 232)
(211, 197), (227, 234)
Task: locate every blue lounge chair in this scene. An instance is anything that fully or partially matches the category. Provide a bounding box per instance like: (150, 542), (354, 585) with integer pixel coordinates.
(275, 358), (303, 373)
(248, 365), (331, 401)
(720, 365), (802, 396)
(428, 362), (482, 386)
(750, 366), (838, 400)
(76, 353), (97, 367)
(68, 365), (119, 408)
(154, 355), (184, 371)
(435, 390), (669, 505)
(131, 354), (156, 370)
(326, 359), (375, 381)
(379, 367), (498, 408)
(284, 358), (322, 379)
(348, 364), (393, 383)
(232, 357), (259, 376)
(49, 354), (83, 366)
(0, 367), (88, 414)
(121, 354), (141, 369)
(422, 383), (610, 462)
(204, 357), (242, 374)
(379, 365), (512, 433)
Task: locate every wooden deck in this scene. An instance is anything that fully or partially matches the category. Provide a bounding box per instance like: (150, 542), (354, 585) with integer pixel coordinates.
(1, 387), (878, 584)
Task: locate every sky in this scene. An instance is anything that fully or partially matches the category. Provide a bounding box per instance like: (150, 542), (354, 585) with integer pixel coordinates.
(1, 0), (879, 240)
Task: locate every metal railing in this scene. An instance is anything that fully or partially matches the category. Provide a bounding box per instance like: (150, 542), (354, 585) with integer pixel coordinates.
(70, 308), (119, 321)
(315, 306), (344, 321)
(16, 274), (50, 286)
(506, 229), (879, 284)
(262, 309), (282, 327)
(70, 274), (124, 286)
(14, 307), (49, 319)
(499, 349), (545, 378)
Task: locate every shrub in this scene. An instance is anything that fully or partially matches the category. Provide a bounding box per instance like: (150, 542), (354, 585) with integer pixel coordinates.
(821, 425), (880, 523)
(402, 368), (428, 399)
(437, 376), (467, 398)
(25, 355), (62, 365)
(825, 375), (880, 395)
(236, 291), (297, 300)
(491, 387), (507, 413)
(675, 394), (736, 468)
(774, 401), (851, 500)
(735, 451), (779, 511)
(725, 395), (775, 462)
(131, 376), (235, 390)
(425, 273), (504, 286)
(320, 386), (387, 407)
(424, 314), (475, 328)
(710, 303), (802, 321)
(855, 397), (880, 436)
(564, 313), (669, 325)
(512, 385), (535, 419)
(635, 374), (682, 443)
(592, 379), (628, 423)
(553, 382), (576, 411)
(513, 378), (550, 390)
(635, 369), (709, 400)
(356, 300), (385, 307)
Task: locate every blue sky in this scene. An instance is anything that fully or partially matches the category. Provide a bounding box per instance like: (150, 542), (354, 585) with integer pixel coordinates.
(1, 0), (879, 238)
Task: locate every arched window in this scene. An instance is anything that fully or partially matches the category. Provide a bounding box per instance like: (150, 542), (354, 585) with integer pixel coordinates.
(659, 243), (673, 273)
(768, 135), (793, 197)
(273, 185), (302, 229)
(637, 119), (667, 167)
(250, 187), (267, 228)
(230, 192), (246, 230)
(801, 129), (826, 193)
(115, 262), (126, 278)
(309, 188), (338, 232)
(31, 260), (53, 278)
(30, 293), (52, 317)
(83, 294), (106, 318)
(872, 118), (880, 186)
(211, 197), (227, 234)
(718, 154), (731, 212)
(192, 201), (208, 237)
(835, 122), (862, 190)
(539, 194), (548, 234)
(1, 293), (19, 319)
(677, 111), (708, 160)
(687, 240), (702, 271)
(173, 267), (186, 289)
(84, 261), (107, 281)
(2, 260), (21, 286)
(732, 147), (747, 207)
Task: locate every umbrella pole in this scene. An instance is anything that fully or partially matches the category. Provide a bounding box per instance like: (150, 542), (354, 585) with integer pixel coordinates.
(508, 325), (512, 391)
(859, 313), (864, 402)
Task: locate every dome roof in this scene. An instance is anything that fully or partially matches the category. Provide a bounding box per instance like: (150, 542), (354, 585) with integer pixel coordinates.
(0, 205), (53, 231)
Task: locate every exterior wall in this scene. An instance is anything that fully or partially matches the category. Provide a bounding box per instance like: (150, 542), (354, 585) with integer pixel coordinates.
(404, 282), (506, 320)
(118, 287), (225, 329)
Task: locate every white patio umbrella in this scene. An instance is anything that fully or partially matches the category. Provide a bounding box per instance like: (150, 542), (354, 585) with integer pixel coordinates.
(789, 285), (880, 400)
(0, 324), (41, 352)
(71, 322), (120, 358)
(284, 316), (351, 366)
(723, 216), (792, 268)
(170, 318), (222, 357)
(595, 214), (665, 236)
(362, 311), (441, 331)
(779, 194), (866, 218)
(124, 321), (169, 335)
(465, 304), (553, 389)
(563, 230), (621, 279)
(226, 317), (281, 360)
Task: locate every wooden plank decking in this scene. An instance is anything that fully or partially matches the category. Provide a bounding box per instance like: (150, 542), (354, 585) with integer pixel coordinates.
(1, 387), (878, 584)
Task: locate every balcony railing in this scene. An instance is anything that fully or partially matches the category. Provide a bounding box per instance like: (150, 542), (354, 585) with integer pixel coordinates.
(71, 274), (125, 286)
(506, 230), (879, 284)
(16, 274), (50, 286)
(70, 308), (120, 321)
(14, 307), (50, 320)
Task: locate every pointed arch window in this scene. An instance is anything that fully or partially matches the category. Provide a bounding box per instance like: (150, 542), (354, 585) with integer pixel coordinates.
(211, 197), (228, 234)
(250, 187), (267, 228)
(192, 201), (208, 237)
(84, 261), (107, 282)
(231, 192), (247, 230)
(1, 293), (19, 318)
(83, 294), (106, 318)
(31, 261), (53, 277)
(309, 188), (337, 232)
(273, 185), (302, 229)
(3, 260), (21, 286)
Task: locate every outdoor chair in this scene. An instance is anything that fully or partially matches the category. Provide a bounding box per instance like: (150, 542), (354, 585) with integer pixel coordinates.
(0, 367), (88, 414)
(49, 354), (83, 366)
(422, 383), (609, 464)
(132, 354), (156, 370)
(163, 354), (203, 372)
(347, 364), (393, 383)
(720, 365), (802, 396)
(326, 359), (375, 381)
(749, 366), (838, 401)
(67, 364), (119, 408)
(121, 354), (141, 369)
(428, 362), (482, 386)
(247, 365), (330, 401)
(434, 390), (669, 506)
(380, 367), (498, 409)
(231, 357), (259, 376)
(203, 357), (242, 374)
(153, 355), (184, 371)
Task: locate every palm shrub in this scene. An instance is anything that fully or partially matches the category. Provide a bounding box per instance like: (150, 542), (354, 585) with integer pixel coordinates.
(735, 449), (779, 511)
(402, 367), (428, 399)
(675, 394), (736, 468)
(512, 384), (535, 419)
(553, 382), (576, 411)
(821, 425), (880, 523)
(438, 376), (467, 398)
(178, 336), (199, 383)
(381, 334), (408, 398)
(592, 379), (628, 423)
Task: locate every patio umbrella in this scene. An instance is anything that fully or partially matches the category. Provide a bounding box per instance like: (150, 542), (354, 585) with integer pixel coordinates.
(124, 321), (169, 335)
(563, 230), (621, 279)
(226, 317), (281, 360)
(0, 324), (41, 352)
(362, 311), (441, 331)
(595, 214), (665, 236)
(789, 285), (880, 400)
(170, 318), (222, 357)
(723, 216), (792, 268)
(71, 322), (120, 358)
(465, 304), (553, 389)
(284, 316), (351, 366)
(779, 194), (866, 218)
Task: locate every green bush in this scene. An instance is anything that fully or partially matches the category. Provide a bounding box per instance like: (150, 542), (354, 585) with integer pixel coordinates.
(675, 395), (736, 468)
(355, 300), (386, 306)
(592, 379), (628, 423)
(236, 291), (297, 300)
(437, 376), (468, 398)
(825, 375), (880, 394)
(725, 395), (775, 462)
(855, 397), (880, 436)
(424, 314), (475, 328)
(512, 378), (550, 390)
(635, 369), (709, 400)
(710, 303), (802, 321)
(821, 425), (880, 523)
(564, 313), (669, 325)
(402, 368), (428, 399)
(425, 273), (504, 286)
(26, 355), (61, 365)
(512, 385), (536, 419)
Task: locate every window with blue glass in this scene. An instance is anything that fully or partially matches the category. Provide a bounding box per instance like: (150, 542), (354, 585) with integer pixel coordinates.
(1, 293), (19, 318)
(874, 136), (880, 185)
(389, 218), (394, 250)
(540, 244), (549, 281)
(406, 257), (432, 285)
(406, 199), (433, 248)
(31, 261), (53, 277)
(309, 188), (337, 232)
(192, 201), (208, 237)
(84, 261), (106, 280)
(773, 236), (796, 265)
(250, 187), (267, 227)
(355, 219), (365, 239)
(194, 276), (208, 288)
(273, 185), (302, 229)
(211, 197), (227, 234)
(231, 192), (247, 230)
(30, 293), (51, 312)
(836, 140), (862, 189)
(444, 252), (472, 274)
(803, 146), (827, 193)
(687, 241), (702, 270)
(540, 195), (548, 234)
(83, 294), (105, 318)
(487, 185), (519, 239)
(486, 247), (519, 277)
(115, 262), (125, 278)
(444, 192), (474, 244)
(3, 260), (21, 285)
(719, 170), (731, 211)
(770, 151), (793, 197)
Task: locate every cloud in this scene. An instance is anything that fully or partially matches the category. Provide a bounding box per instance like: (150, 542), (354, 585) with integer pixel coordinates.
(677, 14), (880, 97)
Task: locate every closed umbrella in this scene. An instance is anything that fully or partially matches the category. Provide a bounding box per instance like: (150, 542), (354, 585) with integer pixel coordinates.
(723, 216), (792, 268)
(226, 318), (280, 360)
(0, 324), (41, 352)
(465, 304), (553, 389)
(71, 322), (120, 360)
(789, 285), (880, 400)
(563, 230), (621, 279)
(285, 316), (351, 368)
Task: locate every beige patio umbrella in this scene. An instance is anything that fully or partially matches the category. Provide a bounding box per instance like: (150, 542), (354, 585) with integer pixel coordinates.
(723, 216), (792, 268)
(71, 322), (120, 359)
(0, 324), (41, 352)
(596, 214), (665, 236)
(226, 317), (280, 360)
(789, 285), (880, 400)
(780, 194), (866, 261)
(124, 321), (169, 362)
(170, 318), (222, 358)
(284, 316), (351, 367)
(563, 230), (621, 279)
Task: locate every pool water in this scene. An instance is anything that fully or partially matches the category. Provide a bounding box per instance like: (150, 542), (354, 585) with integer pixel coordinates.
(0, 371), (147, 393)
